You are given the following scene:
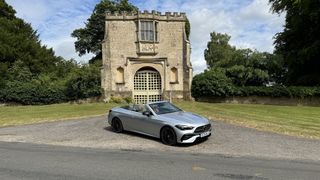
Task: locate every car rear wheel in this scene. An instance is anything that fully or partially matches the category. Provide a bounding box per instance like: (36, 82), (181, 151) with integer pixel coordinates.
(161, 127), (177, 145)
(112, 118), (123, 133)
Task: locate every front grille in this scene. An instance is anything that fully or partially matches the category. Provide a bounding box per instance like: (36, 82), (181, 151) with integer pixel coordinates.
(194, 124), (211, 133)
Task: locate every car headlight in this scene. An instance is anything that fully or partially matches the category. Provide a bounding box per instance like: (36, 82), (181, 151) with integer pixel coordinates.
(175, 125), (194, 130)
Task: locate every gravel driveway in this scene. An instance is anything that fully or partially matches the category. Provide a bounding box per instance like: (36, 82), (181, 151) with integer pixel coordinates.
(0, 116), (319, 161)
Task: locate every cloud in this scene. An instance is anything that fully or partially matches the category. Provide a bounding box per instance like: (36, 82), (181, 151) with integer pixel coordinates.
(8, 0), (285, 74)
(8, 0), (98, 62)
(7, 0), (49, 28)
(133, 0), (284, 74)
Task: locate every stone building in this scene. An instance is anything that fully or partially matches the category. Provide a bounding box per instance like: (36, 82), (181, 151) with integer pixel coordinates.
(101, 10), (192, 104)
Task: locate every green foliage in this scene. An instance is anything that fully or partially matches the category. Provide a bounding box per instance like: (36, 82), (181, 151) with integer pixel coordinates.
(236, 86), (320, 98)
(225, 64), (270, 87)
(191, 69), (235, 99)
(123, 96), (133, 103)
(192, 66), (320, 99)
(0, 62), (9, 88)
(0, 61), (102, 105)
(65, 64), (101, 100)
(269, 0), (320, 85)
(185, 18), (190, 40)
(191, 70), (320, 99)
(0, 1), (61, 75)
(0, 1), (102, 105)
(0, 0), (16, 19)
(204, 32), (234, 68)
(109, 96), (123, 103)
(0, 81), (66, 105)
(7, 60), (33, 81)
(109, 96), (133, 104)
(204, 31), (284, 86)
(71, 0), (138, 60)
(88, 54), (103, 65)
(1, 0), (66, 101)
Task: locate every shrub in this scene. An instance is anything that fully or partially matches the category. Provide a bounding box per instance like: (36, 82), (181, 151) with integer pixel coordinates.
(191, 70), (320, 99)
(191, 69), (234, 98)
(123, 96), (133, 104)
(237, 86), (320, 98)
(65, 64), (101, 100)
(1, 81), (66, 105)
(109, 96), (123, 104)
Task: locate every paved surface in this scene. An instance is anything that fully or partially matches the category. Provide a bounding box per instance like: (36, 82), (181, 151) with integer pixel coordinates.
(1, 141), (319, 180)
(0, 116), (320, 161)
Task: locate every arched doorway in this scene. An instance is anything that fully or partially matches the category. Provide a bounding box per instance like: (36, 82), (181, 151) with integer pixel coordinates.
(133, 67), (162, 104)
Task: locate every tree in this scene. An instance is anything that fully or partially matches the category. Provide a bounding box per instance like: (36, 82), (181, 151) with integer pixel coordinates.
(204, 32), (235, 68)
(0, 0), (103, 104)
(191, 69), (234, 98)
(269, 0), (320, 85)
(65, 63), (101, 100)
(204, 31), (283, 86)
(71, 0), (138, 63)
(0, 0), (15, 19)
(0, 0), (61, 75)
(185, 18), (191, 40)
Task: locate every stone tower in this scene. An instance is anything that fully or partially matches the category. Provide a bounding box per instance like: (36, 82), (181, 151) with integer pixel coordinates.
(101, 10), (192, 104)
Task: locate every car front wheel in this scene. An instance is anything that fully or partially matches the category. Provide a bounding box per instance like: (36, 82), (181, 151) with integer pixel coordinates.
(161, 127), (177, 145)
(112, 118), (123, 133)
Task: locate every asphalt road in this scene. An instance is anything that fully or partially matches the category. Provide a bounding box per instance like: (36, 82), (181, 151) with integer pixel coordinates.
(1, 141), (319, 180)
(1, 116), (320, 161)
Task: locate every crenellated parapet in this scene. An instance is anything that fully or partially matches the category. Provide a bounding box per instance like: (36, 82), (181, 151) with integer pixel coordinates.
(106, 10), (187, 21)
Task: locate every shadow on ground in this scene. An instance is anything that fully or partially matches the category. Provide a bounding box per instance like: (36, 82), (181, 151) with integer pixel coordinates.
(103, 126), (208, 147)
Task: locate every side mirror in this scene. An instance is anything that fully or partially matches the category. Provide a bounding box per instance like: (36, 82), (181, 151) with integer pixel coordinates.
(142, 111), (151, 117)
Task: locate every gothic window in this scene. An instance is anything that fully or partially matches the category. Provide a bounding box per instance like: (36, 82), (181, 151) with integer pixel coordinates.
(116, 67), (124, 84)
(170, 67), (178, 83)
(140, 21), (158, 42)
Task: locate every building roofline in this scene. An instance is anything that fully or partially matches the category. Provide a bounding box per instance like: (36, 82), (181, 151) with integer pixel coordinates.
(106, 10), (187, 21)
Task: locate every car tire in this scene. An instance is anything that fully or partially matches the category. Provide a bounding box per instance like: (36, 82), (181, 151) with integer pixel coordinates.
(112, 117), (123, 133)
(160, 126), (177, 146)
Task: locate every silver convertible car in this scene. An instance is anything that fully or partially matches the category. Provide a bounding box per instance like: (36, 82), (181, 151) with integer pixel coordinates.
(107, 101), (212, 145)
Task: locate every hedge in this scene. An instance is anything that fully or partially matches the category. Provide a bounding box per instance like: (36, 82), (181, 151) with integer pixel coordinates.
(0, 81), (67, 105)
(0, 79), (102, 105)
(192, 69), (320, 99)
(192, 85), (320, 99)
(234, 86), (320, 98)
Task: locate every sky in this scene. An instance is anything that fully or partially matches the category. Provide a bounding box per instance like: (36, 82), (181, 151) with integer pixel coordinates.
(7, 0), (285, 74)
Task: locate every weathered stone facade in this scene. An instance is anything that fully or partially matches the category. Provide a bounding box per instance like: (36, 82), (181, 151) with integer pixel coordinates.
(101, 10), (192, 103)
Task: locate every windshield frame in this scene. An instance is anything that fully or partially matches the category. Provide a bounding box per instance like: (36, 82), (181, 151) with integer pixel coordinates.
(148, 102), (182, 115)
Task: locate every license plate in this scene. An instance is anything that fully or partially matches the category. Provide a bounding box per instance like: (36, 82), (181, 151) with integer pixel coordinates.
(200, 131), (210, 138)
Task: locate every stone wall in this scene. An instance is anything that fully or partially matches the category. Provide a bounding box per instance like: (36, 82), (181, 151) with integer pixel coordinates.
(197, 96), (320, 106)
(101, 10), (193, 101)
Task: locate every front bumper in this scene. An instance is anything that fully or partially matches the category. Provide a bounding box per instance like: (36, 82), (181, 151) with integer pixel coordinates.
(178, 130), (212, 143)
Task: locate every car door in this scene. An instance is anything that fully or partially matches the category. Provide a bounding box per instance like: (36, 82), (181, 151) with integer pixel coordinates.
(141, 115), (164, 137)
(129, 106), (162, 137)
(128, 110), (145, 132)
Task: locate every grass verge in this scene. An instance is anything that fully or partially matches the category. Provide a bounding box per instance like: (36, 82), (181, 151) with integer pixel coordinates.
(175, 101), (320, 139)
(0, 103), (120, 127)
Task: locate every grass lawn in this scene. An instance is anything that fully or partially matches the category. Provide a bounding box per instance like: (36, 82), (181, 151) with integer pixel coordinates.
(0, 101), (320, 139)
(175, 101), (320, 139)
(0, 103), (119, 127)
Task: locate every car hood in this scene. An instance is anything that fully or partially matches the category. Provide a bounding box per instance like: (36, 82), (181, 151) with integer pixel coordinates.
(159, 111), (209, 125)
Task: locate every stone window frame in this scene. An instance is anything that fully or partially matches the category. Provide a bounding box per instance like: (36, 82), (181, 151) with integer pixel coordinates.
(137, 20), (159, 43)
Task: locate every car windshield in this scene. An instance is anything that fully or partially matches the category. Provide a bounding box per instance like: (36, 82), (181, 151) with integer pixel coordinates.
(121, 104), (146, 112)
(149, 102), (182, 115)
